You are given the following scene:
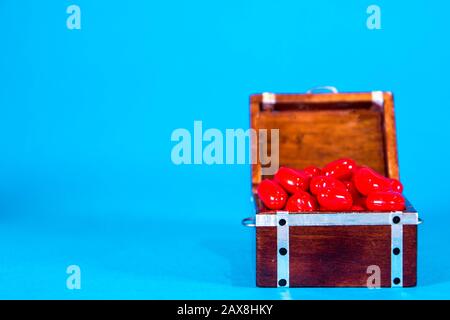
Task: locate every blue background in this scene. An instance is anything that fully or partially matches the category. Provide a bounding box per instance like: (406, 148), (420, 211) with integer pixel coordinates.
(0, 0), (449, 299)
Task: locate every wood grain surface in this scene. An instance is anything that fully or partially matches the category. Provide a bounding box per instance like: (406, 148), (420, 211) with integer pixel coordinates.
(251, 92), (399, 190)
(256, 224), (417, 287)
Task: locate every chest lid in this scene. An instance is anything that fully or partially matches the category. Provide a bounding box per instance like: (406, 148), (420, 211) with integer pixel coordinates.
(250, 89), (399, 189)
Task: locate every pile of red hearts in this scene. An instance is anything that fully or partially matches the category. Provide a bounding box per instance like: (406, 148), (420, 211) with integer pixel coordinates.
(257, 158), (405, 212)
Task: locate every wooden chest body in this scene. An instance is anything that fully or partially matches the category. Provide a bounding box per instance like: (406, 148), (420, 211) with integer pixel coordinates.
(249, 91), (419, 287)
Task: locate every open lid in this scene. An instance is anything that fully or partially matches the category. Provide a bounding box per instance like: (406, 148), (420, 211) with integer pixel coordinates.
(250, 90), (399, 190)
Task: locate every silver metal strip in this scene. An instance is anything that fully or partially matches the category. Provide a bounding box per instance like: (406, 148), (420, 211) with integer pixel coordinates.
(276, 212), (289, 287)
(307, 86), (338, 94)
(256, 214), (278, 227)
(256, 212), (419, 227)
(261, 92), (276, 111)
(391, 213), (403, 287)
(262, 92), (276, 104)
(372, 91), (384, 108)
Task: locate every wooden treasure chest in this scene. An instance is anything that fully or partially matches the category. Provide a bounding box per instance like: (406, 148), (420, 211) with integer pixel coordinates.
(243, 88), (420, 288)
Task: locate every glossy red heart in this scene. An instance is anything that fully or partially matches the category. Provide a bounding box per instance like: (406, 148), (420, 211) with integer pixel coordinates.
(310, 176), (346, 195)
(322, 158), (357, 181)
(285, 191), (318, 212)
(316, 187), (353, 211)
(274, 167), (310, 194)
(257, 179), (287, 210)
(303, 166), (322, 178)
(366, 191), (405, 211)
(353, 167), (403, 195)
